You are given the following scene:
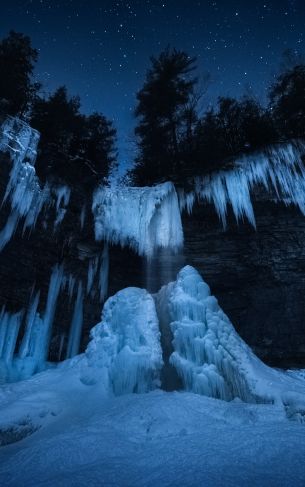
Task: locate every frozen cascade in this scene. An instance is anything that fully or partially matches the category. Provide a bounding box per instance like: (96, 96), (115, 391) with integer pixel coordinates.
(0, 309), (23, 383)
(157, 265), (305, 419)
(179, 140), (305, 227)
(82, 287), (163, 394)
(92, 182), (184, 257)
(38, 264), (65, 365)
(66, 281), (84, 359)
(18, 290), (41, 360)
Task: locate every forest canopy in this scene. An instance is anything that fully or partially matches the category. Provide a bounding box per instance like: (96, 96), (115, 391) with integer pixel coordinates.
(0, 31), (305, 187)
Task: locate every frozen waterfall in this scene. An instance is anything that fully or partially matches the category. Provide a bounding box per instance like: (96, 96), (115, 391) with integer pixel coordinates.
(92, 181), (184, 257)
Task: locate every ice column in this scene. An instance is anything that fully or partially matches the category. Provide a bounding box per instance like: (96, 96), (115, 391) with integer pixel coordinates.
(66, 281), (84, 359)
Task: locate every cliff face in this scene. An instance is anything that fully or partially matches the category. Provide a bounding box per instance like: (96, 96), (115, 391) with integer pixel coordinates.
(182, 200), (305, 367)
(1, 118), (305, 372)
(105, 200), (305, 368)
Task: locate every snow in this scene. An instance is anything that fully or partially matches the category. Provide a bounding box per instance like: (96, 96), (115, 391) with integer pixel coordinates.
(82, 287), (163, 394)
(92, 181), (184, 257)
(180, 140), (305, 227)
(0, 267), (305, 484)
(0, 383), (305, 486)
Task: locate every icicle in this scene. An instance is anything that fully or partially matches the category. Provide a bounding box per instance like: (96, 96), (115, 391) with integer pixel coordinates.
(99, 244), (109, 302)
(86, 256), (99, 295)
(18, 291), (40, 359)
(53, 185), (71, 229)
(37, 264), (65, 366)
(66, 281), (84, 359)
(191, 140), (305, 228)
(67, 274), (76, 302)
(80, 205), (86, 230)
(0, 210), (19, 251)
(0, 307), (9, 358)
(58, 333), (66, 361)
(0, 311), (23, 363)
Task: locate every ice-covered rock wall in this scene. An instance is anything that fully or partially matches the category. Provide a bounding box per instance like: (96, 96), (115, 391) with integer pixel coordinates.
(0, 117), (73, 251)
(179, 141), (305, 227)
(92, 181), (184, 257)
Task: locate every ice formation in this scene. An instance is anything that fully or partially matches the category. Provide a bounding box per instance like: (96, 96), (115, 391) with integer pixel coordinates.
(179, 140), (305, 227)
(53, 185), (71, 228)
(82, 287), (163, 394)
(66, 281), (84, 359)
(0, 264), (67, 383)
(0, 117), (73, 251)
(156, 265), (305, 420)
(92, 182), (184, 257)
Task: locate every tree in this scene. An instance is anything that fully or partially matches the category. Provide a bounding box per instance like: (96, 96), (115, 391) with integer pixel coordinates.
(193, 96), (277, 174)
(269, 64), (305, 139)
(31, 87), (117, 186)
(0, 31), (40, 117)
(133, 48), (197, 185)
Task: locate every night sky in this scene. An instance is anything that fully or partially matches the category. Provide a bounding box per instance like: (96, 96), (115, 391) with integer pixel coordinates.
(1, 0), (305, 164)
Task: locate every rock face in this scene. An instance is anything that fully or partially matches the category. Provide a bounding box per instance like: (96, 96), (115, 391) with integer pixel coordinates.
(182, 200), (305, 367)
(1, 137), (305, 370)
(107, 198), (305, 368)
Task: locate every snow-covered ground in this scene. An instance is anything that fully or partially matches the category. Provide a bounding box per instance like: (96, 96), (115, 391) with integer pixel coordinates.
(1, 265), (305, 486)
(0, 375), (305, 487)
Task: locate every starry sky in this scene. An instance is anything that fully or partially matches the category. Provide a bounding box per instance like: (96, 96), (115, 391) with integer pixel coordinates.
(1, 0), (305, 164)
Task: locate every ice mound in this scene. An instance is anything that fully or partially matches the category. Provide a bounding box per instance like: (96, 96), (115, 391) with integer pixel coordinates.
(82, 287), (163, 394)
(92, 181), (184, 257)
(157, 265), (305, 420)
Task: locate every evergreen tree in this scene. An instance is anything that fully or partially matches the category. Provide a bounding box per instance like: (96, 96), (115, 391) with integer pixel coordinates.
(269, 64), (305, 139)
(133, 48), (197, 185)
(0, 31), (40, 117)
(31, 87), (116, 186)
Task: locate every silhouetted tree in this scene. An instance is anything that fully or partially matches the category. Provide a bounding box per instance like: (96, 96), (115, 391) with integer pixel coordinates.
(269, 64), (305, 139)
(191, 96), (277, 174)
(0, 31), (40, 117)
(133, 48), (197, 185)
(31, 86), (116, 186)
